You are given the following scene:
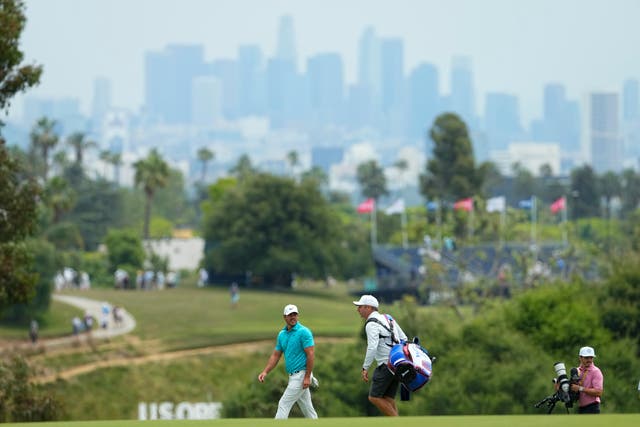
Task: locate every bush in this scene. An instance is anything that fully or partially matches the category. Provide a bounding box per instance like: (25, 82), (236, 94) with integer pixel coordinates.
(0, 356), (64, 422)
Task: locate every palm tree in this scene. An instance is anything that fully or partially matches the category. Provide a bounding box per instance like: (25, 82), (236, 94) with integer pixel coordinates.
(44, 176), (76, 223)
(286, 150), (299, 177)
(29, 117), (59, 180)
(197, 147), (215, 183)
(99, 150), (123, 184)
(66, 132), (96, 166)
(133, 149), (170, 239)
(229, 154), (255, 181)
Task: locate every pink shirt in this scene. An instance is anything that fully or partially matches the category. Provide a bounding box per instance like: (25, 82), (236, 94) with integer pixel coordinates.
(578, 364), (603, 407)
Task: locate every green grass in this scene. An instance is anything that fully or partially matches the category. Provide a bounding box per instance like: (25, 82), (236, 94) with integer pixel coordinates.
(52, 285), (368, 350)
(3, 414), (640, 427)
(0, 299), (83, 339)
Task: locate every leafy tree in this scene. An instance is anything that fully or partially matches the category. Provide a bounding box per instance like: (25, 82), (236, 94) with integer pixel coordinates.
(598, 171), (621, 219)
(0, 0), (42, 123)
(420, 112), (480, 202)
(510, 162), (537, 203)
(356, 159), (388, 202)
(104, 229), (144, 273)
(64, 178), (124, 250)
(619, 168), (640, 218)
(203, 173), (349, 286)
(477, 160), (503, 197)
(0, 141), (40, 312)
(133, 149), (170, 239)
(0, 356), (63, 421)
(570, 165), (600, 219)
(196, 146), (214, 183)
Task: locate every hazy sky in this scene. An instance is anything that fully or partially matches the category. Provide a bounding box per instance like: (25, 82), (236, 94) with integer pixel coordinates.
(10, 0), (640, 123)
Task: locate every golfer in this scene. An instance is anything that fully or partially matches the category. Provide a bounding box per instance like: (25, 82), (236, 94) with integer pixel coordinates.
(258, 304), (318, 419)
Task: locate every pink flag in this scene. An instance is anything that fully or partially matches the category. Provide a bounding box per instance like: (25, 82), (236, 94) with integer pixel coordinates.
(454, 197), (474, 212)
(357, 198), (375, 214)
(550, 196), (566, 214)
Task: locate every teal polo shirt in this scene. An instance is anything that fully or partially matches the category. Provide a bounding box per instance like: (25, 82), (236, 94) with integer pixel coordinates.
(275, 322), (314, 374)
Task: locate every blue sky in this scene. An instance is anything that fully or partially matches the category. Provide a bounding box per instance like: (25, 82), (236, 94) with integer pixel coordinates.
(11, 0), (640, 123)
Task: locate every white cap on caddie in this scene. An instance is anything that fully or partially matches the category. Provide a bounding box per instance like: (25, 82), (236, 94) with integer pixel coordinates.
(579, 346), (596, 358)
(283, 304), (299, 316)
(352, 294), (379, 308)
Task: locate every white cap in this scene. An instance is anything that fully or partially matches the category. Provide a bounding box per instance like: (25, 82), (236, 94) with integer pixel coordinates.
(352, 294), (379, 308)
(579, 346), (596, 358)
(283, 304), (299, 316)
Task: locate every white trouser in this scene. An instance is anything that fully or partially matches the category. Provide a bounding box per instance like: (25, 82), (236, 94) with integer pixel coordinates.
(275, 370), (318, 419)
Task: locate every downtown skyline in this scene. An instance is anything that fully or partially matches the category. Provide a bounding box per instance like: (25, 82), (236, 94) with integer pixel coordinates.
(8, 0), (640, 125)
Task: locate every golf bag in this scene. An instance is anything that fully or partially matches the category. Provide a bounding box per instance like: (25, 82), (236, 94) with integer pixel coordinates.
(388, 340), (433, 392)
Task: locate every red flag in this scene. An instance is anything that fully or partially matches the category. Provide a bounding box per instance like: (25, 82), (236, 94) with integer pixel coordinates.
(454, 197), (473, 212)
(550, 196), (566, 214)
(357, 198), (375, 214)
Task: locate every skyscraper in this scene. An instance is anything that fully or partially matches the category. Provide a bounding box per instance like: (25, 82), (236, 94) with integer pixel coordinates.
(484, 92), (523, 152)
(144, 44), (205, 124)
(586, 92), (622, 173)
(307, 53), (344, 125)
(408, 62), (440, 140)
(237, 45), (266, 116)
(191, 76), (222, 127)
(450, 56), (476, 129)
(91, 77), (112, 127)
(622, 78), (639, 121)
(276, 15), (297, 68)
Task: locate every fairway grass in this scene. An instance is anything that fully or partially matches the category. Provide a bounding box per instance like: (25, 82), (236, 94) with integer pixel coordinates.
(4, 414), (640, 427)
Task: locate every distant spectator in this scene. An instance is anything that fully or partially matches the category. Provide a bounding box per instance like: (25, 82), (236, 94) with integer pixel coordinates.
(112, 306), (123, 327)
(198, 268), (208, 287)
(156, 271), (165, 289)
(72, 316), (83, 335)
(80, 271), (91, 290)
(230, 282), (240, 309)
(29, 319), (39, 344)
(167, 271), (179, 288)
(83, 311), (94, 332)
(101, 302), (111, 329)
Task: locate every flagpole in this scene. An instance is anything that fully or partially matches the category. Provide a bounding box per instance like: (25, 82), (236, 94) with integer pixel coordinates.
(499, 208), (505, 248)
(531, 196), (537, 245)
(436, 198), (442, 249)
(371, 203), (377, 247)
(562, 197), (568, 246)
(401, 209), (408, 248)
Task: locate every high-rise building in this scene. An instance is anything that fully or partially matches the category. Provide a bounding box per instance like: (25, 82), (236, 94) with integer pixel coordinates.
(408, 63), (440, 140)
(307, 53), (344, 125)
(379, 38), (404, 113)
(191, 76), (222, 127)
(357, 27), (382, 110)
(450, 56), (476, 129)
(623, 78), (639, 121)
(144, 44), (205, 124)
(585, 92), (622, 173)
(484, 92), (523, 152)
(237, 45), (266, 116)
(622, 79), (640, 161)
(276, 15), (297, 68)
(91, 77), (112, 127)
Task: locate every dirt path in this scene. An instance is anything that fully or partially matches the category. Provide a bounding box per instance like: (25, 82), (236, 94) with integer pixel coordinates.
(33, 336), (353, 384)
(1, 294), (353, 384)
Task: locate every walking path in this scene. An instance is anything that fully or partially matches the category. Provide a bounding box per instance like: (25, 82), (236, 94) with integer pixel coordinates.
(0, 294), (136, 354)
(2, 294), (352, 384)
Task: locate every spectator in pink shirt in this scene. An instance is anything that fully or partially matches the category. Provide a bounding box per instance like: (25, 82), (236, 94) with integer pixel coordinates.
(570, 346), (603, 414)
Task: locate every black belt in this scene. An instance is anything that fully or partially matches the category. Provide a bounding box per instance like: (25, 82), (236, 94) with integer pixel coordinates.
(289, 370), (302, 375)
